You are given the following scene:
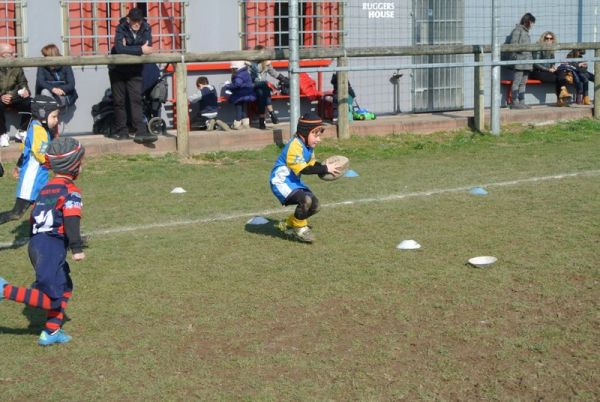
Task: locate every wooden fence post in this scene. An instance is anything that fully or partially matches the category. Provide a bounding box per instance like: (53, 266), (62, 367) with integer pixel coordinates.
(336, 56), (350, 139)
(594, 49), (600, 120)
(175, 62), (189, 157)
(473, 47), (485, 132)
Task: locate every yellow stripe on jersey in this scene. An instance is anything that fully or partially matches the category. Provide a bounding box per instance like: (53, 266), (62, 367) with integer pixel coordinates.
(31, 125), (50, 164)
(286, 138), (308, 175)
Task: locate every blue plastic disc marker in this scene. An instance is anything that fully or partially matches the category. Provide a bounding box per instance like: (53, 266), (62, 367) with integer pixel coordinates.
(469, 186), (488, 195)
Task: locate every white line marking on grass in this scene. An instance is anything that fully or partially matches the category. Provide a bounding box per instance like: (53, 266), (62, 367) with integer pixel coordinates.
(326, 170), (600, 208)
(1, 169), (599, 249)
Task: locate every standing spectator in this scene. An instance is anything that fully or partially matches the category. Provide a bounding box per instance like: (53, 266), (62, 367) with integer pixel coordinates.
(0, 42), (31, 147)
(251, 45), (282, 129)
(508, 13), (536, 109)
(530, 32), (571, 107)
(35, 44), (78, 108)
(224, 61), (256, 130)
(0, 95), (59, 225)
(109, 7), (157, 143)
(567, 49), (595, 105)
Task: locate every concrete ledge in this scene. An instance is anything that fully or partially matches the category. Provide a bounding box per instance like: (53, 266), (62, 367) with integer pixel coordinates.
(0, 105), (593, 162)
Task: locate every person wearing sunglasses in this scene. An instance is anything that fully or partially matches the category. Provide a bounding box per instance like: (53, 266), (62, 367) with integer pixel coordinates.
(531, 31), (572, 107)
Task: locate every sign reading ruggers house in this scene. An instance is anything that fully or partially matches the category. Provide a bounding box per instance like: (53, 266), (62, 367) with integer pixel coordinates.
(362, 2), (395, 19)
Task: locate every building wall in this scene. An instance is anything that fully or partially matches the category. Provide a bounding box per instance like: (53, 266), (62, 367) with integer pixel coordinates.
(8, 0), (598, 135)
(16, 0), (246, 135)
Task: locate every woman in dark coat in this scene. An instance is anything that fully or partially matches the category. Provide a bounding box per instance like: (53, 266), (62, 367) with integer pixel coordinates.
(35, 44), (78, 107)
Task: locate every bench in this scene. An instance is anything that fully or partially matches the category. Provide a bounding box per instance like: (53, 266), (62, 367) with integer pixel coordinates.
(166, 59), (333, 129)
(500, 79), (542, 104)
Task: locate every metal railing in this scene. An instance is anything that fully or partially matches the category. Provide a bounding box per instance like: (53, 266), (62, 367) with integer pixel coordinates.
(0, 41), (598, 155)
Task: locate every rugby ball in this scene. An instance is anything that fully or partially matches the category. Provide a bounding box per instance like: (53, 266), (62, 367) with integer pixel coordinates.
(319, 155), (350, 181)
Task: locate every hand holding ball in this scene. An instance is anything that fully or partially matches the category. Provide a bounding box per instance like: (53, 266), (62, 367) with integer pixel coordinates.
(319, 155), (350, 181)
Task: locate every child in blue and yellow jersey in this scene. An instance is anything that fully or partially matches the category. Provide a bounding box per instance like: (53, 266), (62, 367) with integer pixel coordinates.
(0, 95), (59, 224)
(1, 136), (85, 346)
(270, 112), (340, 243)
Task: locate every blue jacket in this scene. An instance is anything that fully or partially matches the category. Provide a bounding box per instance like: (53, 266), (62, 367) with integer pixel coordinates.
(35, 66), (78, 105)
(189, 85), (218, 115)
(111, 17), (153, 75)
(226, 67), (256, 105)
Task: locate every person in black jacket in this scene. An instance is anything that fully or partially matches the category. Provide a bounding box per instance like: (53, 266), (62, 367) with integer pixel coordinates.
(35, 44), (78, 108)
(109, 7), (157, 143)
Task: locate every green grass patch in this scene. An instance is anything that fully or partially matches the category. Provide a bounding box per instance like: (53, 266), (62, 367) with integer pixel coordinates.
(0, 120), (599, 400)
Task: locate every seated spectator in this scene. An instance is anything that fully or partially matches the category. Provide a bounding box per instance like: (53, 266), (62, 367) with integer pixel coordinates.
(188, 76), (219, 129)
(224, 61), (256, 130)
(35, 44), (78, 108)
(530, 32), (571, 107)
(251, 45), (283, 129)
(566, 49), (594, 105)
(0, 42), (31, 147)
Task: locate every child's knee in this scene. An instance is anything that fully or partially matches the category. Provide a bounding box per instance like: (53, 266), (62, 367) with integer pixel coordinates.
(309, 194), (320, 214)
(295, 193), (319, 219)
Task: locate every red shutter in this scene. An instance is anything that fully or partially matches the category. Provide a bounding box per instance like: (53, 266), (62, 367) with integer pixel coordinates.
(68, 3), (94, 55)
(245, 1), (275, 48)
(303, 2), (314, 47)
(321, 2), (340, 46)
(0, 3), (16, 48)
(147, 1), (184, 51)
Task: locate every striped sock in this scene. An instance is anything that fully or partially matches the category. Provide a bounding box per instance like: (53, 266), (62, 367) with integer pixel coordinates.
(3, 284), (57, 310)
(45, 291), (72, 334)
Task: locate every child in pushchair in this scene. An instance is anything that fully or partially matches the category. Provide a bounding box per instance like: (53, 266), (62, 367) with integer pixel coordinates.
(142, 63), (171, 135)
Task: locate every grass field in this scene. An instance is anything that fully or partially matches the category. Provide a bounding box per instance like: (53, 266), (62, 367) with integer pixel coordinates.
(0, 120), (599, 400)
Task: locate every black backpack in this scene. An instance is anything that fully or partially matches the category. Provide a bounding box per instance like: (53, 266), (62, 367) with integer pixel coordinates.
(500, 33), (516, 63)
(91, 89), (114, 136)
(277, 74), (290, 95)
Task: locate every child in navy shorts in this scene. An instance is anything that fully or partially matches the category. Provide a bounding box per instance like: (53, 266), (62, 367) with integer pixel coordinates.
(1, 136), (85, 346)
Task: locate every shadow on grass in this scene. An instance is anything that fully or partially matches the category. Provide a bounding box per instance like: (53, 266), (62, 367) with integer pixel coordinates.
(245, 216), (312, 245)
(0, 218), (30, 251)
(244, 217), (287, 240)
(0, 306), (71, 336)
(0, 306), (45, 335)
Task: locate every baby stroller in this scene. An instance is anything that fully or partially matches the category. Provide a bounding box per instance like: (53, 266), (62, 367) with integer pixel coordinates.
(142, 63), (172, 136)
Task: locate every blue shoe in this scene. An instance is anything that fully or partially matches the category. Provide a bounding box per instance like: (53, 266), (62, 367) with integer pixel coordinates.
(0, 276), (7, 300)
(38, 329), (72, 346)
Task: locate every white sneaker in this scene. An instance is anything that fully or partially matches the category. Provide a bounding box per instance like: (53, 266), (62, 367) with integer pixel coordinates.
(14, 130), (26, 143)
(287, 226), (315, 243)
(231, 120), (242, 130)
(0, 133), (9, 147)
